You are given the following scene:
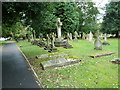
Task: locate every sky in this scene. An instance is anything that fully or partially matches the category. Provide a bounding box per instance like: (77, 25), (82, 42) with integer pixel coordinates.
(92, 0), (110, 23)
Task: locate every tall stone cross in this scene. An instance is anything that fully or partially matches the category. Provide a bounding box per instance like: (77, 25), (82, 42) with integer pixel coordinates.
(56, 18), (62, 39)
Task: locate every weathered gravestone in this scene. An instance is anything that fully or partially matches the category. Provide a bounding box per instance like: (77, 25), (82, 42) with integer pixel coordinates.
(82, 32), (86, 40)
(54, 18), (67, 47)
(33, 30), (36, 40)
(74, 31), (78, 40)
(31, 40), (39, 45)
(64, 33), (73, 49)
(37, 33), (46, 47)
(102, 33), (110, 45)
(31, 30), (39, 45)
(110, 58), (120, 65)
(69, 33), (73, 40)
(88, 31), (93, 43)
(44, 34), (52, 50)
(48, 33), (59, 53)
(40, 58), (81, 70)
(94, 31), (102, 50)
(86, 34), (89, 40)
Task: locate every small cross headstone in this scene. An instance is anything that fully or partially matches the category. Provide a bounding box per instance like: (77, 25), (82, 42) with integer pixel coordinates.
(48, 33), (59, 52)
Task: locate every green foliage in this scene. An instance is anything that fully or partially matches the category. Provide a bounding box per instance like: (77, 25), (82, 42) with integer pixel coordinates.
(2, 2), (100, 37)
(16, 39), (118, 88)
(77, 2), (99, 33)
(101, 2), (119, 36)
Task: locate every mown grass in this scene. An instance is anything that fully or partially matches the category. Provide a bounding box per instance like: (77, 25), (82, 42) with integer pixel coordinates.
(0, 41), (7, 47)
(16, 39), (118, 88)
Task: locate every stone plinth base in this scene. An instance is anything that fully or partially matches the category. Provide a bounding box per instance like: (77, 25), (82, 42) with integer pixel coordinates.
(40, 58), (81, 70)
(54, 38), (67, 47)
(48, 48), (59, 53)
(102, 41), (110, 45)
(37, 41), (46, 47)
(64, 43), (73, 49)
(44, 44), (52, 50)
(31, 40), (39, 45)
(94, 47), (102, 50)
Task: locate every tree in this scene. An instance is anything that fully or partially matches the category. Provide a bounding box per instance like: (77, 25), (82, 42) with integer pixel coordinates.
(77, 2), (99, 34)
(101, 2), (119, 37)
(2, 2), (99, 38)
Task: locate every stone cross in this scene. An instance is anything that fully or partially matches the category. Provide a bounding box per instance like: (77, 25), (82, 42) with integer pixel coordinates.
(56, 18), (62, 39)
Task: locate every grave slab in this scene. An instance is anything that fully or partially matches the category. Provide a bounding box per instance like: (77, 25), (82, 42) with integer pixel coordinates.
(90, 52), (115, 58)
(110, 58), (120, 65)
(40, 58), (81, 70)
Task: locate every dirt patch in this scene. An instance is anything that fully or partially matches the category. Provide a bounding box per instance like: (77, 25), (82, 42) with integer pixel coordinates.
(6, 41), (15, 43)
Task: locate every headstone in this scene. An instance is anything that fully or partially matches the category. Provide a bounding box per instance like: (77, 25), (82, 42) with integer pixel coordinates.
(79, 33), (81, 39)
(74, 31), (78, 40)
(44, 34), (52, 50)
(86, 34), (89, 40)
(82, 32), (86, 40)
(69, 33), (72, 40)
(64, 33), (73, 49)
(48, 33), (59, 53)
(40, 58), (81, 70)
(102, 33), (110, 45)
(33, 30), (36, 40)
(100, 33), (104, 39)
(39, 33), (43, 42)
(37, 33), (46, 47)
(31, 40), (39, 45)
(88, 31), (93, 43)
(94, 31), (102, 50)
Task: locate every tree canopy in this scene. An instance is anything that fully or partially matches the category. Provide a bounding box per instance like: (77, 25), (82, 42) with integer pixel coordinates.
(2, 2), (100, 38)
(101, 2), (119, 36)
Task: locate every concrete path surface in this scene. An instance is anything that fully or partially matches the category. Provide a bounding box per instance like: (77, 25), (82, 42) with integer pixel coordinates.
(2, 43), (40, 88)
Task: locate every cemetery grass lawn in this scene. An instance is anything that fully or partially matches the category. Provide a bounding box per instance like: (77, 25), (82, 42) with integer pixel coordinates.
(0, 41), (7, 47)
(16, 39), (118, 88)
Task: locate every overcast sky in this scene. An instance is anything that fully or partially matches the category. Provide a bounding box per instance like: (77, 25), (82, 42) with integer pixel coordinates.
(92, 0), (111, 23)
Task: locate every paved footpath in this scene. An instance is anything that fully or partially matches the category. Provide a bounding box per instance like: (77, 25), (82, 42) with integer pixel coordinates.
(2, 42), (39, 88)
